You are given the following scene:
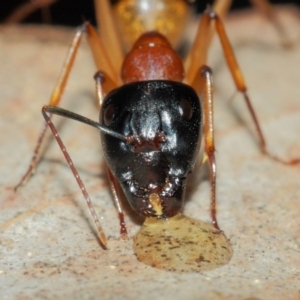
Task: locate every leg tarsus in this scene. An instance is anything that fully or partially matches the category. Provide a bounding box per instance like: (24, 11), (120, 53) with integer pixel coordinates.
(118, 212), (129, 240)
(207, 152), (220, 231)
(14, 166), (35, 191)
(261, 148), (300, 166)
(14, 120), (48, 191)
(249, 0), (293, 48)
(242, 91), (300, 166)
(107, 169), (129, 239)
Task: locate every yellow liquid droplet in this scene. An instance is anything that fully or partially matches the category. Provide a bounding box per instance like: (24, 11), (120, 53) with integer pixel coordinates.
(133, 213), (232, 272)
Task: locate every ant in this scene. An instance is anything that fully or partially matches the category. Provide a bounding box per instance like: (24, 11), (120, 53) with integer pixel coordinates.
(14, 0), (299, 271)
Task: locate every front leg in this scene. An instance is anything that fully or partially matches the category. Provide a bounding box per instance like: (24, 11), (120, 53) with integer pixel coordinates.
(14, 22), (119, 190)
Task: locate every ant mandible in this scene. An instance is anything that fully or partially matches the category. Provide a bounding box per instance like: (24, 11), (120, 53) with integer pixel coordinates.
(14, 0), (299, 270)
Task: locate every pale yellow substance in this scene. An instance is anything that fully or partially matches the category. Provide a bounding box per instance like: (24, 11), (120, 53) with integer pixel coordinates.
(112, 0), (189, 50)
(133, 213), (232, 272)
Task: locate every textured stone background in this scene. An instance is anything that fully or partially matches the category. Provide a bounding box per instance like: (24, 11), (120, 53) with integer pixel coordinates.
(1, 7), (300, 300)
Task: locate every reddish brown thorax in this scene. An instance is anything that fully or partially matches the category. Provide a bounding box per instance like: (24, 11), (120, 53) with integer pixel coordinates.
(121, 31), (184, 83)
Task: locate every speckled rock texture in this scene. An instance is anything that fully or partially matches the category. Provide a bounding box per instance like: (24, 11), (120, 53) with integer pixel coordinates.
(1, 7), (300, 300)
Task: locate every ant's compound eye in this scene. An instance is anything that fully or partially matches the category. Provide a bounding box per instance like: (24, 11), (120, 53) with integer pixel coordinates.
(178, 99), (193, 120)
(104, 104), (115, 126)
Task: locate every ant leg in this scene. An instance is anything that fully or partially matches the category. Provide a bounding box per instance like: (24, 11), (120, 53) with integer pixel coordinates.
(198, 65), (219, 230)
(94, 0), (123, 73)
(85, 23), (120, 89)
(41, 106), (108, 248)
(107, 169), (129, 239)
(250, 0), (292, 47)
(210, 9), (299, 165)
(185, 0), (291, 85)
(94, 71), (128, 239)
(40, 103), (130, 245)
(191, 8), (300, 166)
(3, 0), (57, 24)
(185, 0), (233, 86)
(214, 0), (293, 48)
(14, 25), (87, 190)
(15, 22), (119, 190)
